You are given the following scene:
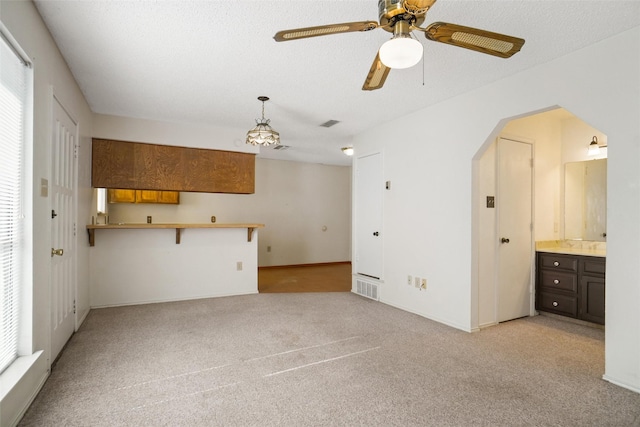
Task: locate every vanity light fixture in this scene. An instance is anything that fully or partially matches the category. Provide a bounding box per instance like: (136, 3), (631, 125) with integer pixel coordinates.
(587, 136), (607, 156)
(341, 147), (354, 156)
(246, 96), (280, 146)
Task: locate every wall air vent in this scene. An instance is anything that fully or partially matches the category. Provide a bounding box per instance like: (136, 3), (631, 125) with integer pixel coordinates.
(320, 120), (340, 128)
(272, 145), (290, 151)
(355, 279), (379, 301)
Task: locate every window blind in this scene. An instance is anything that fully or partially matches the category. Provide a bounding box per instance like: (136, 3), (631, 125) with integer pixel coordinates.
(0, 33), (28, 373)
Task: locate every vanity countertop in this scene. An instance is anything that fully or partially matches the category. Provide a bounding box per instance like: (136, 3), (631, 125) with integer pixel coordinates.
(535, 240), (606, 258)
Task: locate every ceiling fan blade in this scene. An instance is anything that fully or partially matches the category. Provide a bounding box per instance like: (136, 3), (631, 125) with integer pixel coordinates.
(424, 22), (525, 58)
(274, 21), (379, 42)
(362, 52), (391, 91)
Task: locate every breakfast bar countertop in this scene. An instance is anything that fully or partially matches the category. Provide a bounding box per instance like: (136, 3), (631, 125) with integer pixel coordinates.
(86, 223), (265, 246)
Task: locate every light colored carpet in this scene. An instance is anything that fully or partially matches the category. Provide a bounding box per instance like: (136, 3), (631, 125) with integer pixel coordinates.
(19, 293), (640, 426)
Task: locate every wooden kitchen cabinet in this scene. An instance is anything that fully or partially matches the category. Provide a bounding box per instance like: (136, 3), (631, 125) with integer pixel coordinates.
(92, 138), (255, 194)
(107, 189), (137, 203)
(156, 190), (180, 204)
(107, 189), (180, 204)
(535, 252), (605, 325)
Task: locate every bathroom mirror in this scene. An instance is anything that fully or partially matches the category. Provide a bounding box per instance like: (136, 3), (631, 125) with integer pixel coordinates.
(564, 159), (607, 241)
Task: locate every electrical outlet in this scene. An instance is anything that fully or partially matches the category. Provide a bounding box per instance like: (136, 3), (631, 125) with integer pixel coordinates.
(407, 275), (412, 285)
(414, 277), (420, 288)
(421, 278), (427, 290)
(236, 261), (243, 271)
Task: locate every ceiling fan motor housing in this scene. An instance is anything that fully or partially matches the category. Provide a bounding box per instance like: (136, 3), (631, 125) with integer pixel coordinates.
(378, 0), (436, 29)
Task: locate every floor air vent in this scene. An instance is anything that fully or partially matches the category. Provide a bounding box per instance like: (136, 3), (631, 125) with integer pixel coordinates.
(356, 279), (379, 301)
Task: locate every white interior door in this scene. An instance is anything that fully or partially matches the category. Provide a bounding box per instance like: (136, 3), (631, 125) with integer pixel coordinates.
(355, 153), (383, 279)
(497, 138), (533, 322)
(51, 96), (77, 362)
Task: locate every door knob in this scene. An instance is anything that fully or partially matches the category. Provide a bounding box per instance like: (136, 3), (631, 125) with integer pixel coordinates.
(501, 237), (510, 244)
(373, 231), (379, 236)
(51, 248), (64, 257)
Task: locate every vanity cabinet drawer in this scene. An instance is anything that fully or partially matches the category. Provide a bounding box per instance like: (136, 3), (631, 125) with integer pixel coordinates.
(539, 254), (578, 272)
(538, 292), (578, 317)
(539, 271), (578, 293)
(582, 258), (606, 276)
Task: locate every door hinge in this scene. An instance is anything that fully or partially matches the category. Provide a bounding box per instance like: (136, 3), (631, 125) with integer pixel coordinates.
(73, 223), (76, 237)
(73, 299), (76, 314)
(74, 145), (78, 159)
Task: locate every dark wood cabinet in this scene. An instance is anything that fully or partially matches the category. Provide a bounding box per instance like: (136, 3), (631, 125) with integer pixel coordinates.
(92, 138), (255, 194)
(535, 252), (605, 325)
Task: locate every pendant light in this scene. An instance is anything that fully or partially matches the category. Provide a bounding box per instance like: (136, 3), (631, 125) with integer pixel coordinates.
(246, 96), (280, 146)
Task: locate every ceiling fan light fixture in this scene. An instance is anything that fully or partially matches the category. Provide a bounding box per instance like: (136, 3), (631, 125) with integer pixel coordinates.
(379, 35), (423, 69)
(246, 96), (280, 146)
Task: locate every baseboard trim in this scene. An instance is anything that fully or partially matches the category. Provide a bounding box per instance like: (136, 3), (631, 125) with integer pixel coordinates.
(90, 290), (259, 309)
(602, 374), (640, 394)
(259, 261), (351, 270)
(377, 298), (472, 333)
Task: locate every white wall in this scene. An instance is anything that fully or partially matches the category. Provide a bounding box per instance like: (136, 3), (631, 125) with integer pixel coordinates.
(94, 114), (352, 267)
(353, 27), (640, 393)
(89, 228), (258, 307)
(0, 2), (93, 426)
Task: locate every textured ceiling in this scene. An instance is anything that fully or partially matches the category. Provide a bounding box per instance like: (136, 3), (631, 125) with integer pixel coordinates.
(34, 0), (640, 166)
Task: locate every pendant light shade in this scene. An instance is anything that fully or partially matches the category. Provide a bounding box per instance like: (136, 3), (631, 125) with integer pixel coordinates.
(378, 20), (423, 69)
(379, 36), (423, 69)
(246, 96), (280, 146)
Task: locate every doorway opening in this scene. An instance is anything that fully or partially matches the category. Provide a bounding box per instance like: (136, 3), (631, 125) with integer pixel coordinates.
(473, 107), (608, 329)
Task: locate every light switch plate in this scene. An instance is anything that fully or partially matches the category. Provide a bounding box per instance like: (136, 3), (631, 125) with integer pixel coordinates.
(40, 178), (48, 197)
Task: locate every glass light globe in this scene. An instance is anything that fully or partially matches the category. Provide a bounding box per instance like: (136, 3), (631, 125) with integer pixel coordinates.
(379, 36), (423, 69)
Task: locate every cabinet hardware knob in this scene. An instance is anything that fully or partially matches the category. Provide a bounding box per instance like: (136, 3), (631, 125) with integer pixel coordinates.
(553, 279), (559, 285)
(501, 237), (510, 244)
(553, 261), (559, 267)
(373, 231), (379, 236)
(552, 301), (559, 307)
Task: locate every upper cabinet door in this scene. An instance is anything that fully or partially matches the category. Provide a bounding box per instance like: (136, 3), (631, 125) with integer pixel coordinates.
(107, 189), (136, 203)
(92, 138), (255, 194)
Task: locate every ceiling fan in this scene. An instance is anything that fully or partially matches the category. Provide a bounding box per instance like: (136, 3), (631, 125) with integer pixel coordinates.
(274, 0), (525, 91)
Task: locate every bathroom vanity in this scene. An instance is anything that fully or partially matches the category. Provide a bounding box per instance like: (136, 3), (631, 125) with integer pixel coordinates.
(535, 248), (605, 325)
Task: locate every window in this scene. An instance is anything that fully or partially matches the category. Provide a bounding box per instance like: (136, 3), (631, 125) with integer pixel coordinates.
(96, 188), (106, 214)
(0, 31), (29, 373)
